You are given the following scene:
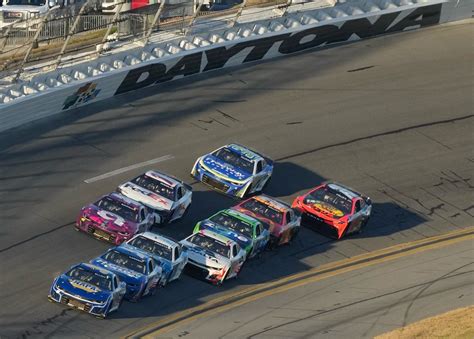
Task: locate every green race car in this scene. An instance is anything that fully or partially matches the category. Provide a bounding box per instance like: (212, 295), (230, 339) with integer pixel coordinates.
(193, 209), (270, 258)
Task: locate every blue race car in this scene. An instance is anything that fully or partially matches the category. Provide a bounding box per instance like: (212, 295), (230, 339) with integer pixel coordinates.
(121, 232), (188, 287)
(191, 143), (274, 198)
(48, 263), (126, 318)
(90, 246), (162, 302)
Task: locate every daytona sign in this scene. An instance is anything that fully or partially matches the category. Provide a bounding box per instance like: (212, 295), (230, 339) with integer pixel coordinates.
(115, 4), (442, 95)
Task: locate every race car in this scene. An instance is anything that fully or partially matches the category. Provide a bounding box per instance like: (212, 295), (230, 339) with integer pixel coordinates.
(233, 195), (300, 248)
(75, 192), (155, 245)
(48, 263), (126, 319)
(292, 182), (372, 239)
(191, 143), (273, 198)
(121, 232), (188, 286)
(118, 170), (192, 224)
(193, 209), (269, 259)
(90, 246), (162, 302)
(180, 229), (246, 285)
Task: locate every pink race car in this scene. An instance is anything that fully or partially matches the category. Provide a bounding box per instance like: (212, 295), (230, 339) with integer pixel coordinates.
(75, 192), (155, 245)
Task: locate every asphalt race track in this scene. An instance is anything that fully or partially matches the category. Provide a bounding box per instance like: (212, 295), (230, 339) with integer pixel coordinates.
(0, 21), (473, 338)
(151, 233), (474, 338)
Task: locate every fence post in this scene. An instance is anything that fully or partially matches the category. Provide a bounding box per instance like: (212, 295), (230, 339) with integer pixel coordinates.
(13, 6), (60, 83)
(182, 0), (203, 36)
(96, 0), (124, 55)
(281, 0), (292, 16)
(53, 0), (94, 70)
(0, 21), (17, 52)
(228, 0), (247, 28)
(141, 1), (165, 46)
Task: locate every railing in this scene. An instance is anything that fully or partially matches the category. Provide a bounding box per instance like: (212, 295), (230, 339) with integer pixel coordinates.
(0, 0), (333, 83)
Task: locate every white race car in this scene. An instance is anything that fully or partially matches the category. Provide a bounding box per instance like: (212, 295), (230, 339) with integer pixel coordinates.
(180, 229), (246, 285)
(118, 170), (192, 225)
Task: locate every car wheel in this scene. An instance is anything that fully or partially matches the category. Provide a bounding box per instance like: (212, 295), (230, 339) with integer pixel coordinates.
(260, 176), (271, 193)
(235, 263), (244, 279)
(149, 284), (158, 296)
(289, 228), (299, 244)
(266, 236), (278, 250)
(357, 218), (369, 234)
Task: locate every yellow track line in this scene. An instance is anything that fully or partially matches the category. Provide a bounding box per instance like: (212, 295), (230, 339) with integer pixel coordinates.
(124, 227), (474, 339)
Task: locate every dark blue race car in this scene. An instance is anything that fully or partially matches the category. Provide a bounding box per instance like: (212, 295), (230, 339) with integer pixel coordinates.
(120, 232), (188, 287)
(48, 263), (126, 318)
(90, 246), (162, 302)
(191, 143), (273, 198)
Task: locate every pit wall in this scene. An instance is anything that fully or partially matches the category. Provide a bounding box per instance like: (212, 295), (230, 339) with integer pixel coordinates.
(0, 0), (472, 132)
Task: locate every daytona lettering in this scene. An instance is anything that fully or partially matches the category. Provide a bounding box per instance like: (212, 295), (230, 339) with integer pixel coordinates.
(115, 4), (441, 95)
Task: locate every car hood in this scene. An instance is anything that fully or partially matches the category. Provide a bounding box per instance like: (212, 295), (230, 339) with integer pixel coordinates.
(201, 155), (252, 182)
(82, 204), (137, 233)
(180, 240), (229, 269)
(91, 258), (144, 284)
(303, 200), (346, 219)
(56, 275), (110, 302)
(198, 221), (251, 250)
(119, 182), (173, 211)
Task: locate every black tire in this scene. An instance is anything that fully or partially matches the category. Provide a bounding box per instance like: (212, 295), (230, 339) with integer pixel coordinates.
(266, 236), (278, 251)
(357, 218), (369, 234)
(289, 227), (299, 244)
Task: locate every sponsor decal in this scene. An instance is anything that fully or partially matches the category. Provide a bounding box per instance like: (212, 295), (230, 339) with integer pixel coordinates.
(115, 4), (442, 96)
(203, 157), (248, 181)
(63, 82), (101, 110)
(124, 183), (169, 207)
(97, 210), (126, 226)
(70, 279), (100, 293)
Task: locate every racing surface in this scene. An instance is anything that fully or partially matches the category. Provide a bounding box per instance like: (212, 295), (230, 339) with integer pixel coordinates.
(0, 21), (473, 338)
(154, 233), (474, 338)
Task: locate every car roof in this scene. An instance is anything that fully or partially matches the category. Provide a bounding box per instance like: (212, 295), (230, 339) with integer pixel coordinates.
(250, 195), (291, 212)
(107, 192), (144, 209)
(77, 262), (115, 277)
(135, 231), (178, 249)
(106, 246), (149, 261)
(137, 170), (181, 188)
(144, 170), (181, 188)
(224, 143), (264, 162)
(326, 183), (362, 200)
(218, 209), (261, 226)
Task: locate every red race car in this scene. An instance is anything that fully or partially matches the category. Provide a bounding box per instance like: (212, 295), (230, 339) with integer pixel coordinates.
(292, 183), (372, 239)
(232, 195), (300, 248)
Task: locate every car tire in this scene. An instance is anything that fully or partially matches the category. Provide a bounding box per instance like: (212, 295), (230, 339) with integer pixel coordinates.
(260, 176), (271, 193)
(357, 218), (369, 234)
(289, 228), (299, 244)
(267, 236), (278, 250)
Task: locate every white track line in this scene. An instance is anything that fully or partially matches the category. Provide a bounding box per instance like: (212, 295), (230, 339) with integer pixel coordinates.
(84, 155), (174, 184)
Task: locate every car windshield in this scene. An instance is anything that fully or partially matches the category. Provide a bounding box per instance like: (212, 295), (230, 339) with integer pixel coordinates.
(103, 250), (147, 274)
(188, 233), (230, 258)
(132, 174), (176, 201)
(66, 266), (112, 291)
(128, 236), (172, 261)
(210, 212), (253, 238)
(96, 196), (139, 222)
(240, 199), (284, 224)
(212, 147), (254, 174)
(7, 0), (46, 5)
(305, 187), (353, 216)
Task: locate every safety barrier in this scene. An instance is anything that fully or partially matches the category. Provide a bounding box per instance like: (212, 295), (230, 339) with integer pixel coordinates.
(0, 0), (471, 132)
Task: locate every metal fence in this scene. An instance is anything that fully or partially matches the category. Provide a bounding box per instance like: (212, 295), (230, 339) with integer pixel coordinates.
(0, 0), (333, 82)
(2, 15), (115, 47)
